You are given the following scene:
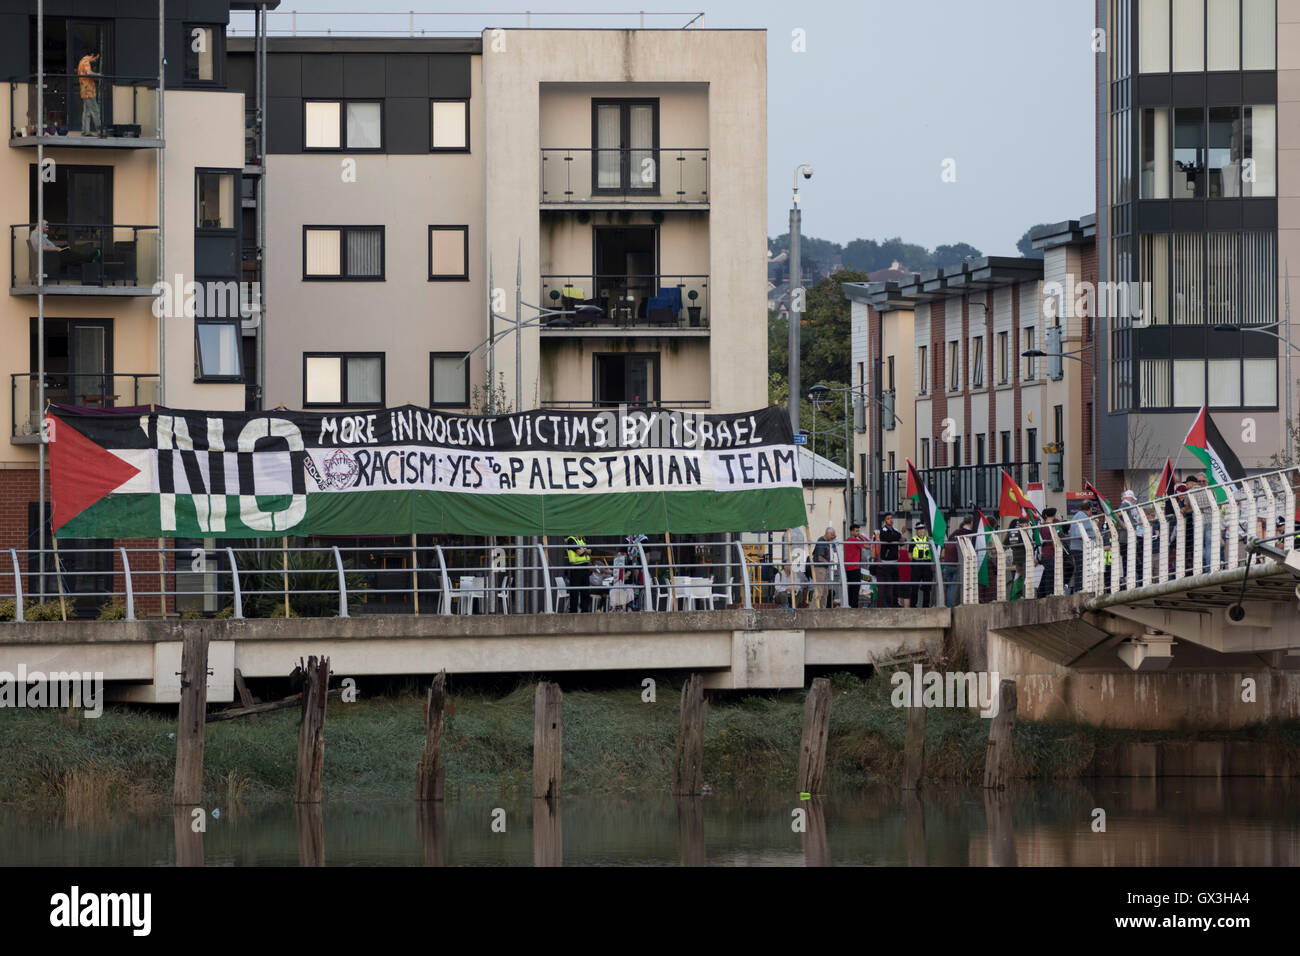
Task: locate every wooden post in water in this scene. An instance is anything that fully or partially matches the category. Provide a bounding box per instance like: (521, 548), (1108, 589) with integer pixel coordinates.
(532, 681), (562, 800)
(674, 796), (705, 866)
(173, 805), (204, 867)
(173, 626), (210, 805)
(796, 677), (832, 795)
(417, 800), (445, 867)
(983, 678), (1017, 790)
(295, 803), (325, 867)
(673, 674), (706, 795)
(416, 670), (447, 801)
(802, 797), (830, 867)
(903, 790), (927, 867)
(902, 705), (926, 790)
(533, 797), (562, 867)
(295, 655), (330, 804)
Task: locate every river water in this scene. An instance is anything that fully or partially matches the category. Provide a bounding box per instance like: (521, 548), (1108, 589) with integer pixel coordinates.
(5, 779), (1299, 866)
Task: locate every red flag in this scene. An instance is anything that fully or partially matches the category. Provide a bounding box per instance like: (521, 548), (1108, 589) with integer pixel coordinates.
(998, 469), (1037, 519)
(1155, 456), (1176, 501)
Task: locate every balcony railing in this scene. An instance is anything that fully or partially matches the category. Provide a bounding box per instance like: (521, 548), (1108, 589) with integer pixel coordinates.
(540, 148), (708, 204)
(11, 223), (160, 293)
(9, 74), (160, 143)
(540, 274), (709, 330)
(882, 461), (1042, 516)
(12, 373), (160, 441)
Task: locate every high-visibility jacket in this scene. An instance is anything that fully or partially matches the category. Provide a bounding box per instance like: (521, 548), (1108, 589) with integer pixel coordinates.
(910, 534), (931, 561)
(565, 536), (591, 565)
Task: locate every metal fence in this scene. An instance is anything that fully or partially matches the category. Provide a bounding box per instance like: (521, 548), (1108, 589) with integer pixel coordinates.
(955, 466), (1300, 605)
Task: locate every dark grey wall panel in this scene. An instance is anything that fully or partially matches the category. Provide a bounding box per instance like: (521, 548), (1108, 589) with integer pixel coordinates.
(267, 54), (300, 97)
(343, 54), (385, 97)
(0, 14), (26, 76)
(266, 95), (300, 152)
(429, 53), (469, 98)
(385, 54), (427, 95)
(226, 52), (254, 97)
(300, 53), (343, 98)
(385, 96), (428, 154)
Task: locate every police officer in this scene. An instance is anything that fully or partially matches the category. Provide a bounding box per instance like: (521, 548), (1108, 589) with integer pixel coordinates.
(910, 520), (933, 608)
(876, 513), (902, 608)
(565, 534), (592, 612)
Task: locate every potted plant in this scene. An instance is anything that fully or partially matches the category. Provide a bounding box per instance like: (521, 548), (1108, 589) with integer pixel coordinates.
(686, 289), (702, 327)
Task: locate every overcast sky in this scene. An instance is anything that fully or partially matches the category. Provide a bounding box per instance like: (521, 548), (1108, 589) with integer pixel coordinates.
(232, 1), (1096, 256)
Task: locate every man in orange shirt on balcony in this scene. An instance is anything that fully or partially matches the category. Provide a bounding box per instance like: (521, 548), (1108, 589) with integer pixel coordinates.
(78, 51), (101, 135)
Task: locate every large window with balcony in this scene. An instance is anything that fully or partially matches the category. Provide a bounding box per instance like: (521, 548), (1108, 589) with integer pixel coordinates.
(592, 99), (659, 195)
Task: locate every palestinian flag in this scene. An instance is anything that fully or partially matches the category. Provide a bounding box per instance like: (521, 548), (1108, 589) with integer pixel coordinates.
(905, 459), (947, 548)
(1155, 456), (1176, 501)
(1084, 480), (1117, 522)
(1183, 405), (1245, 503)
(975, 509), (995, 586)
(44, 404), (809, 538)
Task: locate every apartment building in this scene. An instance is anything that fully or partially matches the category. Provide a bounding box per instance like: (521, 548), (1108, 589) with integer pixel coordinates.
(0, 1), (259, 605)
(234, 28), (766, 417)
(1097, 0), (1289, 487)
(845, 217), (1098, 527)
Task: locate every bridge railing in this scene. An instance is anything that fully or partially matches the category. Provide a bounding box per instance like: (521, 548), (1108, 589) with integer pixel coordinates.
(955, 466), (1300, 605)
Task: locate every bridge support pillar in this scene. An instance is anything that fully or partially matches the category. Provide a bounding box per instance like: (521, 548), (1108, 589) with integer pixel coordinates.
(701, 629), (804, 690)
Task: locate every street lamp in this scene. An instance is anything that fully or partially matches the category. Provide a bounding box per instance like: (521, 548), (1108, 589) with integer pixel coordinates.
(1213, 321), (1297, 463)
(789, 163), (813, 435)
(1022, 346), (1097, 485)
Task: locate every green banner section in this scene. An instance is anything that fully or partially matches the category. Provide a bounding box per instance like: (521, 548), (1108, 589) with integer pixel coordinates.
(58, 488), (807, 539)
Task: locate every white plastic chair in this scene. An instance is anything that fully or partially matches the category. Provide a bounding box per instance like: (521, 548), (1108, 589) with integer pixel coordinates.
(455, 575), (484, 615)
(708, 576), (733, 609)
(554, 575), (569, 613)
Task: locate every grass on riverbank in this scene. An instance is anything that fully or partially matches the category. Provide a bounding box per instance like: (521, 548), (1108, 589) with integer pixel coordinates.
(4, 672), (1300, 814)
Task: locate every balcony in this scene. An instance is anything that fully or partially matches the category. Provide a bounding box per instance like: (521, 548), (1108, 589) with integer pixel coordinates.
(11, 224), (160, 296)
(540, 149), (708, 206)
(12, 373), (160, 443)
(882, 462), (1041, 516)
(539, 274), (709, 335)
(9, 75), (161, 148)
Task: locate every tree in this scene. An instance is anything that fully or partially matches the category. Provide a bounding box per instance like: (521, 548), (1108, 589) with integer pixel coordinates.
(933, 242), (983, 266)
(1016, 224), (1053, 260)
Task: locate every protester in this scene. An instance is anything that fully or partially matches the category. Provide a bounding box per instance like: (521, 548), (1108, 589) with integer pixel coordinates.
(1035, 507), (1059, 597)
(1175, 481), (1196, 576)
(876, 512), (902, 608)
(773, 564), (797, 608)
(1068, 503), (1095, 592)
(810, 526), (836, 609)
(843, 524), (867, 608)
(942, 516), (971, 607)
(1118, 489), (1145, 584)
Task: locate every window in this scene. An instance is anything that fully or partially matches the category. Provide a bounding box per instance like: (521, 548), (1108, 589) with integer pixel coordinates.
(1053, 406), (1063, 445)
(1173, 359), (1206, 407)
(593, 99), (659, 193)
(1174, 108), (1204, 198)
(1023, 326), (1037, 379)
(999, 431), (1011, 464)
(430, 352), (469, 408)
(970, 336), (984, 387)
(1243, 358), (1277, 407)
(303, 226), (384, 280)
(1243, 105), (1276, 197)
(1172, 0), (1205, 71)
(1140, 108), (1170, 198)
(1139, 0), (1171, 73)
(1243, 0), (1276, 69)
(1207, 0), (1241, 70)
(997, 331), (1010, 384)
(917, 345), (928, 393)
(947, 340), (960, 391)
(184, 25), (222, 84)
(920, 438), (931, 469)
(304, 353), (384, 407)
(428, 226), (469, 281)
(1209, 358), (1242, 407)
(304, 100), (383, 151)
(431, 99), (469, 151)
(1026, 428), (1038, 465)
(976, 433), (986, 465)
(196, 171), (235, 230)
(594, 352), (659, 406)
(195, 321), (241, 381)
(887, 355), (895, 390)
(888, 451), (896, 472)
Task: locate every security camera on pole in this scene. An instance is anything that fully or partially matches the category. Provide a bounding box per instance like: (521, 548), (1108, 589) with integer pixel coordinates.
(789, 163), (813, 434)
